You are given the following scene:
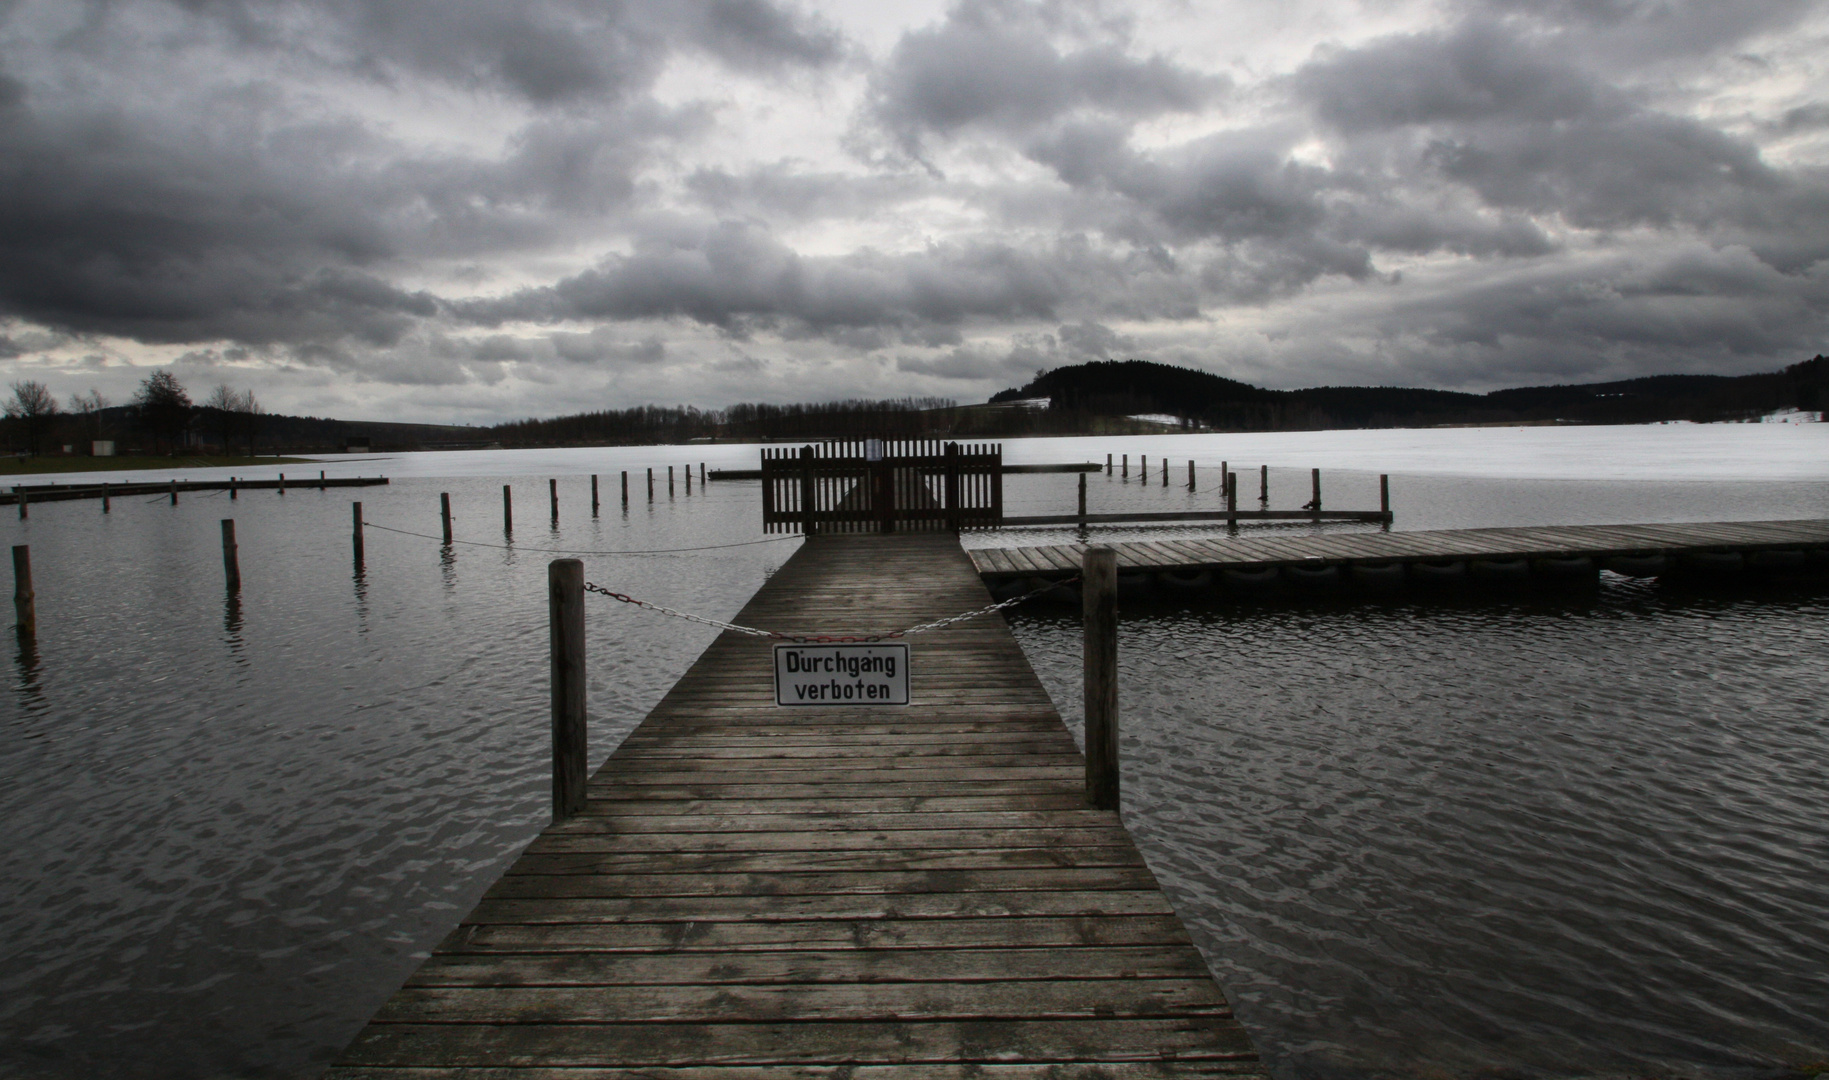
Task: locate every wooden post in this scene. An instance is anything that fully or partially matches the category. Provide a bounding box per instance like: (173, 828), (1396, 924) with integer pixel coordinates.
(549, 558), (587, 823)
(685, 465), (691, 495)
(1188, 460), (1195, 491)
(621, 471), (629, 507)
(319, 469), (326, 490)
(503, 485), (513, 533)
(14, 486), (24, 520)
(352, 502), (365, 569)
(12, 545), (35, 636)
(221, 519), (241, 591)
(279, 472), (285, 495)
(102, 483), (110, 514)
(647, 468), (654, 502)
(170, 480), (178, 505)
(1106, 453), (1112, 475)
(944, 442), (961, 532)
(1227, 472), (1238, 522)
(1141, 455), (1147, 482)
(229, 476), (237, 500)
(1260, 464), (1268, 503)
(1077, 471), (1087, 527)
(1161, 458), (1167, 486)
(668, 466), (675, 498)
(440, 492), (453, 544)
(700, 463), (706, 485)
(550, 478), (559, 524)
(1121, 454), (1127, 478)
(800, 446), (817, 536)
(1220, 461), (1227, 499)
(591, 474), (600, 516)
(1311, 468), (1322, 514)
(1083, 547), (1118, 812)
(1380, 474), (1391, 521)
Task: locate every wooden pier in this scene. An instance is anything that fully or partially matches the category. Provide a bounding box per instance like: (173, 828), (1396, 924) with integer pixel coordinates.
(969, 519), (1829, 583)
(1, 474), (387, 504)
(330, 533), (1265, 1077)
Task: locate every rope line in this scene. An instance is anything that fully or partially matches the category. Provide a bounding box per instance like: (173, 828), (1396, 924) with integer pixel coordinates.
(361, 520), (803, 556)
(584, 575), (1077, 643)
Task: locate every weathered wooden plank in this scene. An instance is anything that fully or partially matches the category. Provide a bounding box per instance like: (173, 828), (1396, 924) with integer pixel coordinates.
(329, 1062), (1271, 1079)
(439, 914), (1199, 952)
(407, 946), (1217, 986)
(463, 889), (1182, 924)
(336, 1018), (1261, 1068)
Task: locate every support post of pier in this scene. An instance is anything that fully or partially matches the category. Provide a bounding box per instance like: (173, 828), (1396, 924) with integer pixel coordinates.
(14, 486), (24, 520)
(279, 473), (286, 495)
(12, 545), (35, 636)
(647, 468), (654, 503)
(102, 483), (110, 514)
(700, 463), (706, 485)
(550, 478), (559, 525)
(170, 480), (178, 505)
(1380, 475), (1390, 519)
(352, 502), (365, 570)
(1083, 547), (1119, 812)
(319, 470), (325, 491)
(1188, 460), (1195, 491)
(504, 485), (513, 534)
(668, 466), (675, 498)
(229, 476), (237, 500)
(685, 466), (692, 495)
(1220, 462), (1227, 500)
(548, 558), (587, 823)
(1106, 453), (1112, 475)
(1077, 472), (1087, 528)
(1162, 458), (1168, 487)
(440, 493), (453, 544)
(621, 472), (629, 508)
(800, 446), (818, 536)
(1260, 464), (1268, 503)
(591, 474), (600, 517)
(221, 519), (241, 592)
(1141, 455), (1147, 482)
(1122, 454), (1127, 478)
(1311, 468), (1322, 515)
(1227, 472), (1238, 526)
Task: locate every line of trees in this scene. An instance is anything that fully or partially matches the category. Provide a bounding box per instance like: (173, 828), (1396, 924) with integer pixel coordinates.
(3, 370), (264, 456)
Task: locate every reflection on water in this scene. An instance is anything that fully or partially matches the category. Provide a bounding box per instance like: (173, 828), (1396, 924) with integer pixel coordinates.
(0, 439), (1823, 1080)
(1010, 580), (1829, 1080)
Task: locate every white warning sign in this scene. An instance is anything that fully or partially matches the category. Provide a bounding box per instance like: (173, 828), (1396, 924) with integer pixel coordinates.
(773, 643), (910, 706)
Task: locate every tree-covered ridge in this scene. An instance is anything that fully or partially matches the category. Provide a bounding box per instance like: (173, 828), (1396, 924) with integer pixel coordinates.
(992, 357), (1829, 429)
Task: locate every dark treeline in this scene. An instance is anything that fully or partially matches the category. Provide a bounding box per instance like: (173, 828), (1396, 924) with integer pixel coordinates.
(486, 398), (961, 446)
(991, 356), (1829, 430)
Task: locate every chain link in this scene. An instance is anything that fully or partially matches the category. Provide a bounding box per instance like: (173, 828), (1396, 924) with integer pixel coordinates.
(583, 575), (1078, 643)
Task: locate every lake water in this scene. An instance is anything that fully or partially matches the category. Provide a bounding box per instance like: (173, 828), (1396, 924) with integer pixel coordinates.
(1, 424), (1826, 1079)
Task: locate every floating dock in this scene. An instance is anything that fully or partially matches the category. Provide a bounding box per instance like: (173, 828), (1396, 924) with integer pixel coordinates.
(970, 519), (1829, 587)
(330, 533), (1265, 1076)
(2, 474), (387, 504)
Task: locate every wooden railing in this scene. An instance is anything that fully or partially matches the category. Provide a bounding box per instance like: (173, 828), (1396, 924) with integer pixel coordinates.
(760, 440), (1002, 534)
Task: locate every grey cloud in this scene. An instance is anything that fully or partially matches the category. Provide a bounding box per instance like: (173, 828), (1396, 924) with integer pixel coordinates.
(551, 329), (668, 365)
(1057, 320), (1132, 361)
(868, 0), (1222, 158)
(1296, 20), (1601, 131)
(895, 344), (1036, 381)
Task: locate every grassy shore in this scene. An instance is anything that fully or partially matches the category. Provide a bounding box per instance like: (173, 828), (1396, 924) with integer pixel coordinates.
(0, 454), (318, 478)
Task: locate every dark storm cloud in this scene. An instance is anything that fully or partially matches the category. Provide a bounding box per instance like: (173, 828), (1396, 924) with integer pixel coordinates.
(0, 0), (835, 355)
(866, 0), (1223, 162)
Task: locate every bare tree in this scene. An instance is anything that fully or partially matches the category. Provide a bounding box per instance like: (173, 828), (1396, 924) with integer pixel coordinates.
(133, 370), (192, 453)
(69, 389), (109, 453)
(5, 380), (60, 455)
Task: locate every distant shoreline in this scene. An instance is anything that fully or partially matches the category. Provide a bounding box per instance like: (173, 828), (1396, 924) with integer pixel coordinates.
(0, 454), (317, 478)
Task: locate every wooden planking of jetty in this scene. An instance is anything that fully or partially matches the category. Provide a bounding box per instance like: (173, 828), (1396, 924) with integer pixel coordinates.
(968, 519), (1829, 577)
(329, 532), (1266, 1078)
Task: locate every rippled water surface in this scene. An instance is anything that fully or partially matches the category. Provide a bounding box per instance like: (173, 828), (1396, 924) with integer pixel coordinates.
(1, 428), (1826, 1079)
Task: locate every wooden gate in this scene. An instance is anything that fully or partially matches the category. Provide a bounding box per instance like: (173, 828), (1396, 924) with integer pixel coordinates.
(760, 440), (1002, 534)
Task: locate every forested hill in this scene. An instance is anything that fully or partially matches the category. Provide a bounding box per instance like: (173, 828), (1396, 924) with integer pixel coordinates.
(990, 357), (1829, 429)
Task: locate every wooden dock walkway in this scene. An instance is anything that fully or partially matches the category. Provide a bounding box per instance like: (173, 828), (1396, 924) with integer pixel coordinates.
(330, 533), (1265, 1077)
(968, 519), (1829, 580)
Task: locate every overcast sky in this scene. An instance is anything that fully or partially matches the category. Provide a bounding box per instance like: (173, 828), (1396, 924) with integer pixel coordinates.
(2, 0), (1826, 424)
